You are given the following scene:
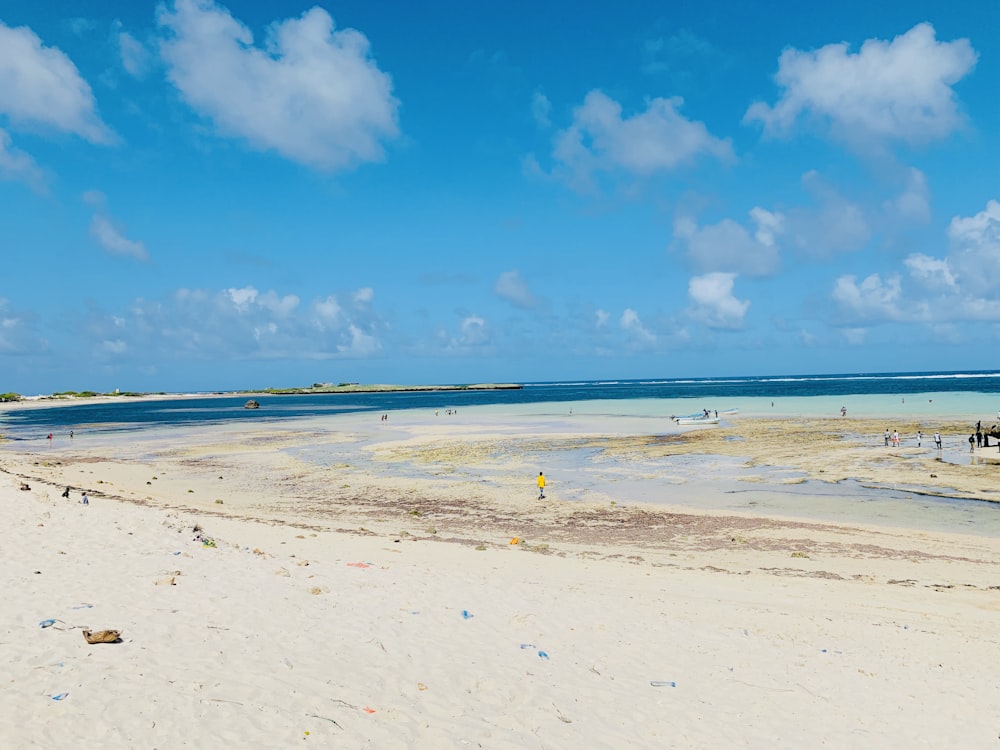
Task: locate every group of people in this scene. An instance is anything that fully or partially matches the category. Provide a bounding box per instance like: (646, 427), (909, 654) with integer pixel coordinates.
(968, 421), (996, 451)
(884, 428), (942, 449)
(61, 486), (88, 504)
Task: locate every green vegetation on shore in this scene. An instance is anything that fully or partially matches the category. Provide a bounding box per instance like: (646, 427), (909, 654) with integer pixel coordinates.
(0, 392), (22, 402)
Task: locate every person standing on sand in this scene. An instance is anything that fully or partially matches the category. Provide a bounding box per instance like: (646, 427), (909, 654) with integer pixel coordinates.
(934, 431), (942, 449)
(81, 492), (89, 505)
(969, 434), (976, 452)
(892, 430), (900, 447)
(537, 472), (546, 499)
(884, 428), (890, 446)
(916, 431), (922, 447)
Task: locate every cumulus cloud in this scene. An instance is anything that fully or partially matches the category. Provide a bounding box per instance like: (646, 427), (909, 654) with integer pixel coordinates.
(686, 272), (749, 329)
(460, 315), (488, 345)
(619, 308), (656, 345)
(0, 20), (114, 142)
(831, 273), (909, 323)
(904, 253), (957, 291)
(83, 191), (149, 262)
(745, 23), (976, 146)
(944, 200), (1000, 297)
(94, 284), (384, 362)
(833, 201), (1000, 326)
(0, 128), (45, 191)
(157, 0), (399, 170)
(545, 89), (732, 191)
(672, 208), (782, 277)
(494, 270), (538, 309)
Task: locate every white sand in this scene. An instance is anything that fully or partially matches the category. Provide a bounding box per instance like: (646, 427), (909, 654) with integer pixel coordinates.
(2, 411), (1000, 748)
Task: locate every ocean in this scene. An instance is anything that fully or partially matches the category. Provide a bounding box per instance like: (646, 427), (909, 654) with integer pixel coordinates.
(2, 370), (1000, 438)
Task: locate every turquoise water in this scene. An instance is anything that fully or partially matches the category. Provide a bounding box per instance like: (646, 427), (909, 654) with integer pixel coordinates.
(2, 370), (1000, 437)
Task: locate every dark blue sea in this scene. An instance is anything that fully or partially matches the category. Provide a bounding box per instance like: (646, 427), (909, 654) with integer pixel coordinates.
(3, 370), (1000, 439)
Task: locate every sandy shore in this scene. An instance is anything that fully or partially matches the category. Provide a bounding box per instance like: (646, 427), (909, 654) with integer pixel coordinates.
(2, 411), (999, 747)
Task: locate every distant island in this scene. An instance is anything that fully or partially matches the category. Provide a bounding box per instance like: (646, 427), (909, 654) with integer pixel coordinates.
(0, 383), (523, 402)
(244, 382), (523, 395)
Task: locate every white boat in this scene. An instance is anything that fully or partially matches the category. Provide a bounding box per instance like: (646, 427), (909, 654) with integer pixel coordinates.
(675, 416), (720, 425)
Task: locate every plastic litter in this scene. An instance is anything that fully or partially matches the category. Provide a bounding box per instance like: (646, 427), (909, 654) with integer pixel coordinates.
(461, 610), (474, 619)
(71, 604), (93, 610)
(50, 693), (69, 700)
(538, 650), (549, 660)
(39, 619), (56, 628)
(519, 643), (535, 649)
(650, 681), (676, 687)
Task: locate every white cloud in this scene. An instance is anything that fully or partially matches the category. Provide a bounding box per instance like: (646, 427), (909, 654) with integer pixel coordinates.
(745, 23), (976, 146)
(672, 208), (781, 277)
(832, 201), (1000, 326)
(0, 20), (114, 142)
(494, 270), (538, 309)
(119, 30), (152, 78)
(100, 285), (384, 362)
(83, 191), (149, 261)
(843, 328), (867, 345)
(338, 324), (379, 355)
(785, 172), (870, 258)
(460, 315), (488, 345)
(687, 272), (749, 329)
(904, 253), (957, 291)
(619, 308), (656, 344)
(353, 286), (374, 304)
(312, 295), (342, 327)
(158, 0), (399, 170)
(945, 200), (1000, 297)
(531, 91), (551, 128)
(0, 128), (45, 191)
(884, 167), (931, 224)
(831, 273), (909, 322)
(595, 309), (609, 328)
(226, 286), (258, 310)
(548, 89), (732, 191)
(0, 299), (45, 354)
(256, 290), (300, 316)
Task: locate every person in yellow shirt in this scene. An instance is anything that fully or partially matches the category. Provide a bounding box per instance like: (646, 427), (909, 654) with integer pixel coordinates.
(537, 471), (546, 499)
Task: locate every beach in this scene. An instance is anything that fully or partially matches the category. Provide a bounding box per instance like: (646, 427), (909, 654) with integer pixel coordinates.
(2, 402), (999, 748)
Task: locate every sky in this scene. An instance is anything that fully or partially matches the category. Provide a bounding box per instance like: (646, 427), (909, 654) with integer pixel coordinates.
(1, 1), (999, 393)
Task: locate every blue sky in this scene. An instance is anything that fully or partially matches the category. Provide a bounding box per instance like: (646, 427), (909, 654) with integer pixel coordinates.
(1, 1), (999, 393)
